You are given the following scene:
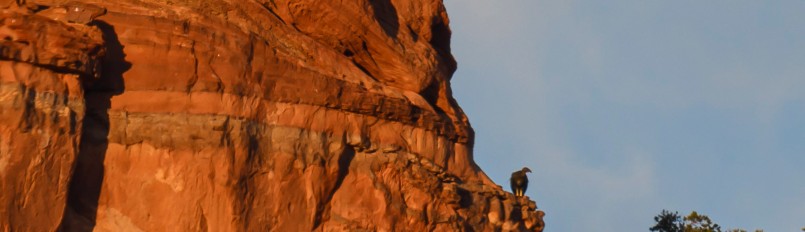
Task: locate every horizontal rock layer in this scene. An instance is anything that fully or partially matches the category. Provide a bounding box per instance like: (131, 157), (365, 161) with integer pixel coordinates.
(0, 0), (544, 231)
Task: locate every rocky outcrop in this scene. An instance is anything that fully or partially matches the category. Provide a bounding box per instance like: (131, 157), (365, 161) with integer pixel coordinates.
(0, 4), (104, 231)
(0, 0), (544, 231)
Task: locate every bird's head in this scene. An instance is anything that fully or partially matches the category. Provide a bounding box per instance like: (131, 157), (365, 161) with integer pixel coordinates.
(522, 167), (532, 173)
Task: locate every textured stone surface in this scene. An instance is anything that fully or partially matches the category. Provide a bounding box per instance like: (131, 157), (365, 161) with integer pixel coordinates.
(0, 0), (544, 231)
(0, 4), (104, 231)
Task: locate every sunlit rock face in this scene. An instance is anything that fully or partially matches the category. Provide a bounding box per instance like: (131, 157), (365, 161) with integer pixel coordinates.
(0, 0), (544, 231)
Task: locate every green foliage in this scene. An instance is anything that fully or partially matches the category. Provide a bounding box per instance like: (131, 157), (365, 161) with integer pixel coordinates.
(651, 210), (767, 232)
(650, 210), (682, 232)
(683, 211), (721, 232)
(649, 210), (723, 232)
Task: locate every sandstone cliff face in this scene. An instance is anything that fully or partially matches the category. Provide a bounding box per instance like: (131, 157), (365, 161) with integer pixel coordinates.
(0, 0), (544, 231)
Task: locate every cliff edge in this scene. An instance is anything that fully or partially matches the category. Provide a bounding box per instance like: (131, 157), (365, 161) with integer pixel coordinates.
(0, 0), (545, 231)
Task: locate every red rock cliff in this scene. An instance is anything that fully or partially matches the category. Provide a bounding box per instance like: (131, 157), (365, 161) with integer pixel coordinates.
(0, 0), (544, 231)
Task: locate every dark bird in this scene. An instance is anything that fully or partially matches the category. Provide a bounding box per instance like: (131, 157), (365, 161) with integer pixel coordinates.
(510, 167), (532, 197)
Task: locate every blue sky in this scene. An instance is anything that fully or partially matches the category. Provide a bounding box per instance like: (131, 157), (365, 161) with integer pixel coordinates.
(443, 0), (805, 231)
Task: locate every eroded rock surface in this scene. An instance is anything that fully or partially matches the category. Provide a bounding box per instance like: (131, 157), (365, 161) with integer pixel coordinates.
(0, 0), (544, 231)
(0, 4), (104, 231)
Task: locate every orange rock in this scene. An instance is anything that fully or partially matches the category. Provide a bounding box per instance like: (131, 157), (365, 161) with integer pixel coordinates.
(0, 0), (544, 231)
(0, 6), (104, 232)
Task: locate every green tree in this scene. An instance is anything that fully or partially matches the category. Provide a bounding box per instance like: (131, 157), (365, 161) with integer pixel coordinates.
(651, 210), (765, 232)
(683, 211), (722, 232)
(650, 210), (682, 232)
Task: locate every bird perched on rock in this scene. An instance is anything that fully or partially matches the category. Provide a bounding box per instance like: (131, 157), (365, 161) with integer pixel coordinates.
(510, 167), (532, 197)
